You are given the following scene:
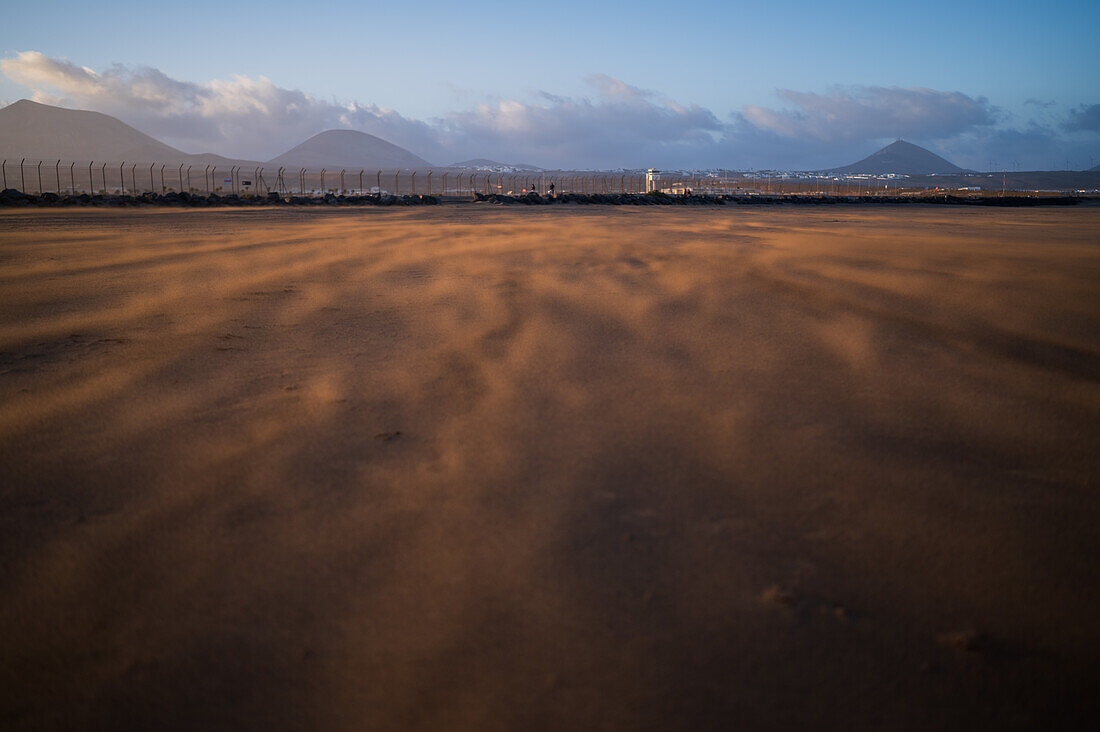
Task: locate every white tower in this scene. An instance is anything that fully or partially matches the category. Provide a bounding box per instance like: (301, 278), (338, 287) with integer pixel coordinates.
(646, 168), (661, 193)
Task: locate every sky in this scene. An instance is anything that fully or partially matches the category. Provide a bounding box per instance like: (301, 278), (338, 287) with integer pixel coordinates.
(1, 0), (1098, 170)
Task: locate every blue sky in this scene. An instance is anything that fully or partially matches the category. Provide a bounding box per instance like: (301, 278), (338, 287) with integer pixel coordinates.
(2, 0), (1098, 169)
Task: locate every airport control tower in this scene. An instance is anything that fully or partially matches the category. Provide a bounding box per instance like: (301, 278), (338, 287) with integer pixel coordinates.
(646, 168), (661, 193)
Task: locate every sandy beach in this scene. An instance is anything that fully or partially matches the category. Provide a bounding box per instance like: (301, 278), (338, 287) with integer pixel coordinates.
(1, 205), (1098, 729)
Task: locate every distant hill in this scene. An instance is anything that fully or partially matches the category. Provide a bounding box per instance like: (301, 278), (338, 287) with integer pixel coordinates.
(828, 140), (967, 175)
(450, 158), (543, 171)
(267, 130), (431, 169)
(1091, 164), (1100, 172)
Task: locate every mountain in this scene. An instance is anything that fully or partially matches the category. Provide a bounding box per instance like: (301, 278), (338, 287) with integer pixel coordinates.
(828, 140), (967, 175)
(0, 99), (264, 167)
(1091, 164), (1100, 172)
(0, 99), (191, 161)
(450, 158), (543, 171)
(267, 129), (431, 169)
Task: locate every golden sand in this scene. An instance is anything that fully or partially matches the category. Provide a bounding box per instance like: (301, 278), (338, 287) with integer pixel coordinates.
(1, 205), (1098, 728)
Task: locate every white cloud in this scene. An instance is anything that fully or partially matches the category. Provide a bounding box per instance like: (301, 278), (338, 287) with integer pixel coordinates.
(434, 75), (724, 167)
(738, 86), (996, 143)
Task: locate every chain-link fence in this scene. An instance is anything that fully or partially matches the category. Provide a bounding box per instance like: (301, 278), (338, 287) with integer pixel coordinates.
(0, 159), (671, 197)
(1, 157), (918, 198)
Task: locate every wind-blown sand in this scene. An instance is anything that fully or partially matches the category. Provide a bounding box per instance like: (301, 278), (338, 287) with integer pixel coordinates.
(1, 206), (1098, 729)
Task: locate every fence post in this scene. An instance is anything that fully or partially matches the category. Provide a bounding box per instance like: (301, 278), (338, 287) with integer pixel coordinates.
(377, 170), (381, 196)
(1, 160), (5, 190)
(159, 164), (165, 193)
(70, 161), (75, 194)
(20, 159), (25, 193)
(149, 163), (155, 193)
(426, 170), (432, 196)
(359, 170), (363, 195)
(394, 171), (399, 195)
(320, 169), (326, 194)
(340, 169), (345, 194)
(101, 163), (107, 193)
(442, 172), (447, 196)
(411, 171), (416, 195)
(37, 160), (43, 194)
(130, 164), (136, 194)
(54, 160), (60, 193)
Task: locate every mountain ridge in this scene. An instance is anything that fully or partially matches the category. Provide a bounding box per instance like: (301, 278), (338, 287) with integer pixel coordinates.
(450, 158), (543, 171)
